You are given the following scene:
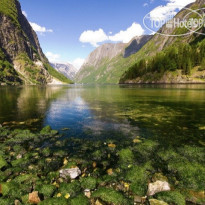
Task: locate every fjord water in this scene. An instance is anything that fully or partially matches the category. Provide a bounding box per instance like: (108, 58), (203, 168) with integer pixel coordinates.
(0, 85), (205, 146)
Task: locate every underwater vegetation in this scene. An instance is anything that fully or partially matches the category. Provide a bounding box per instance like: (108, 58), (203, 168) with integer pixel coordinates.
(0, 125), (204, 205)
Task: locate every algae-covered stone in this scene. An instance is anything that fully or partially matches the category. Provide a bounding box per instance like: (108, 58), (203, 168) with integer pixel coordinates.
(1, 182), (21, 198)
(92, 187), (128, 204)
(168, 161), (205, 191)
(149, 199), (168, 205)
(80, 176), (97, 190)
(0, 198), (14, 205)
(188, 190), (205, 204)
(37, 184), (56, 198)
(70, 194), (90, 205)
(40, 126), (52, 135)
(42, 147), (51, 157)
(39, 198), (68, 205)
(134, 140), (159, 160)
(152, 173), (168, 182)
(40, 126), (58, 136)
(108, 144), (116, 148)
(155, 191), (186, 205)
(125, 166), (148, 196)
(118, 148), (134, 167)
(58, 181), (81, 197)
(0, 156), (8, 169)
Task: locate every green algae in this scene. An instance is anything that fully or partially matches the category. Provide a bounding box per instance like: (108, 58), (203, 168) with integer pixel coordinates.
(92, 187), (129, 204)
(70, 194), (89, 205)
(0, 156), (8, 169)
(0, 126), (204, 204)
(155, 191), (186, 205)
(80, 177), (97, 190)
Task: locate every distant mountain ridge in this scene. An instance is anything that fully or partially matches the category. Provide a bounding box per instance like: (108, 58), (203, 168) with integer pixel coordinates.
(0, 0), (72, 85)
(75, 35), (152, 83)
(50, 62), (78, 80)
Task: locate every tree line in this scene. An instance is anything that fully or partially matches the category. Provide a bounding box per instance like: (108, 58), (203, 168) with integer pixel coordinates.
(120, 38), (205, 82)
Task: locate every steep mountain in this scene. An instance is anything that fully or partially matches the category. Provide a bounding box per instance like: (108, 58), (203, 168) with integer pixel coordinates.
(120, 0), (205, 83)
(124, 35), (152, 58)
(0, 0), (72, 85)
(50, 62), (77, 80)
(75, 36), (152, 84)
(76, 0), (205, 84)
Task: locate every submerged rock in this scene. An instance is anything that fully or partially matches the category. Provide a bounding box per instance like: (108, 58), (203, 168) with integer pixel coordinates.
(29, 191), (41, 204)
(147, 180), (171, 196)
(108, 143), (116, 148)
(134, 195), (147, 203)
(59, 167), (81, 179)
(188, 190), (205, 204)
(0, 156), (8, 169)
(149, 199), (168, 205)
(14, 200), (21, 205)
(84, 189), (91, 198)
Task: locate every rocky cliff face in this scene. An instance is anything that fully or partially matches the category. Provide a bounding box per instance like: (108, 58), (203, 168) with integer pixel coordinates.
(75, 36), (152, 83)
(83, 43), (125, 68)
(124, 35), (153, 58)
(0, 1), (46, 62)
(50, 62), (77, 80)
(0, 0), (70, 85)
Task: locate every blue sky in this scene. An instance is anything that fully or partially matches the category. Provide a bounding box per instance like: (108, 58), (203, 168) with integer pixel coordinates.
(19, 0), (195, 69)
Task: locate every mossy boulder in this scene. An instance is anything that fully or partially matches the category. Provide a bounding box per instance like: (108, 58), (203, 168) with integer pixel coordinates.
(70, 194), (90, 205)
(58, 181), (81, 197)
(1, 181), (22, 198)
(0, 198), (14, 205)
(168, 161), (205, 191)
(92, 187), (128, 204)
(155, 191), (186, 205)
(40, 126), (58, 136)
(80, 176), (97, 190)
(118, 148), (134, 168)
(149, 199), (168, 205)
(39, 197), (68, 205)
(125, 166), (148, 196)
(0, 156), (8, 169)
(36, 184), (56, 198)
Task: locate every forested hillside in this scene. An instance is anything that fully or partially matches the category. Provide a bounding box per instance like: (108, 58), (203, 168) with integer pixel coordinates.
(120, 38), (205, 83)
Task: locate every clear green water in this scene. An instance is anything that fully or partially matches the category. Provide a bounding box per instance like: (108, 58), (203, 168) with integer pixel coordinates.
(0, 84), (205, 146)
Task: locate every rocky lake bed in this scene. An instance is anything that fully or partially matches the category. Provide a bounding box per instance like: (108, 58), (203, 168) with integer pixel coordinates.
(0, 124), (204, 205)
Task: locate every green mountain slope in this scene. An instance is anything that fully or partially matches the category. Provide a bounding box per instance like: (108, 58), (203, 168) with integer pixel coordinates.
(0, 0), (72, 85)
(76, 0), (205, 84)
(120, 0), (205, 83)
(75, 36), (152, 84)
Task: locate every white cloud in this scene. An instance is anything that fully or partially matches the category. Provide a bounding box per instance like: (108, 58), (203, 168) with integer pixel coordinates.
(79, 22), (145, 46)
(45, 52), (60, 62)
(109, 23), (144, 43)
(29, 22), (53, 33)
(79, 29), (108, 47)
(143, 3), (148, 7)
(72, 58), (85, 70)
(22, 11), (27, 18)
(150, 0), (196, 21)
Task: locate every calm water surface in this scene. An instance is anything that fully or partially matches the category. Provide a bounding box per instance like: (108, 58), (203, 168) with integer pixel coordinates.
(0, 84), (205, 146)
